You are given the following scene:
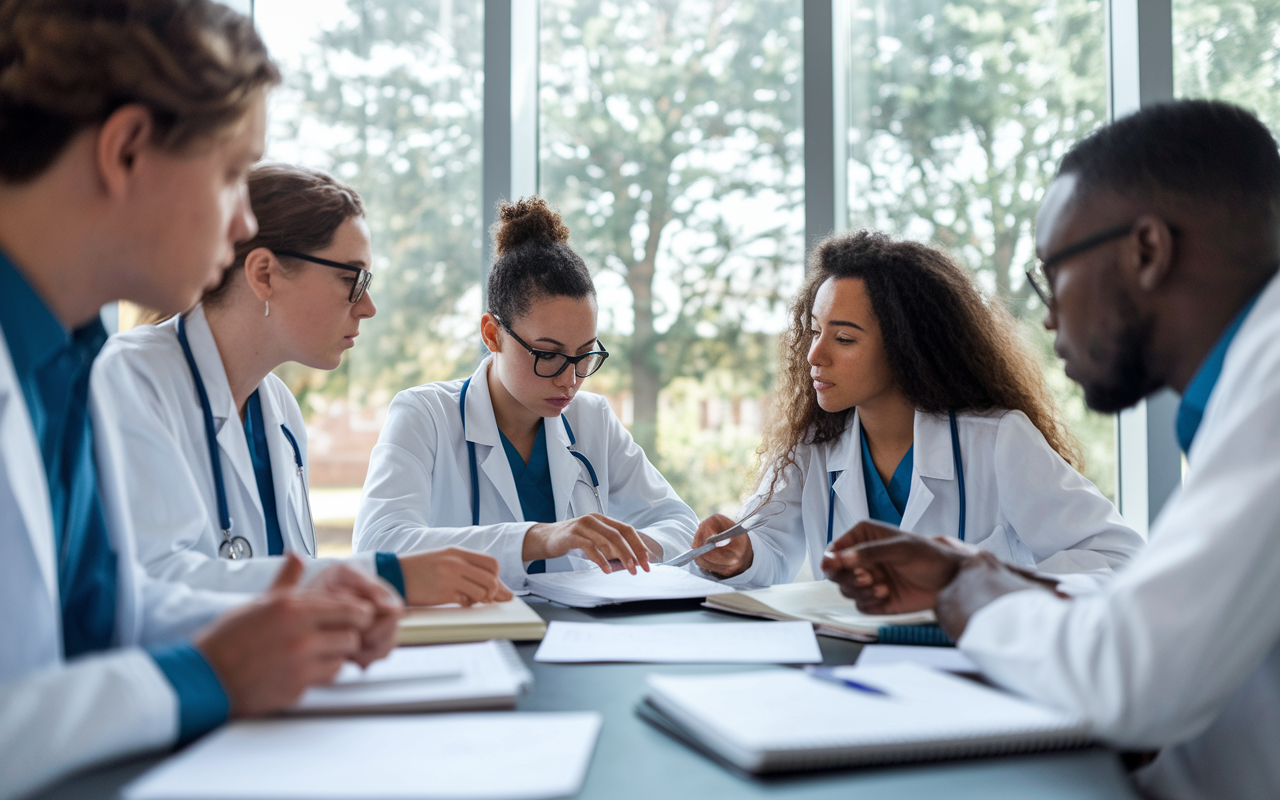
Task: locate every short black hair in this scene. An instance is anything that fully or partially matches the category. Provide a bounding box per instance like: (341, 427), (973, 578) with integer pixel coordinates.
(1058, 100), (1280, 228)
(487, 196), (595, 323)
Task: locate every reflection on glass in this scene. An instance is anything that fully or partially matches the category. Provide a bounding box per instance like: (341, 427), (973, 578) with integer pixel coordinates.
(540, 0), (805, 514)
(257, 0), (485, 551)
(842, 0), (1116, 499)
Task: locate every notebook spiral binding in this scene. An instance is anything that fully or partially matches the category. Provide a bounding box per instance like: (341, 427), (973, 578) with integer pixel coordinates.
(876, 623), (953, 647)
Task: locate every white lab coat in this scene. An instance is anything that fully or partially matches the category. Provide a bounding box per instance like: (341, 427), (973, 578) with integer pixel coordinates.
(956, 273), (1280, 799)
(353, 357), (698, 588)
(0, 322), (244, 800)
(89, 305), (380, 594)
(721, 408), (1143, 589)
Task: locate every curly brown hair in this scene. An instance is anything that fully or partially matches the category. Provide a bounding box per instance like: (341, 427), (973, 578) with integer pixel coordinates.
(757, 230), (1081, 499)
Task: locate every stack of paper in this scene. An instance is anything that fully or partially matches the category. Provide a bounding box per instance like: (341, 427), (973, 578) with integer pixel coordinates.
(534, 620), (822, 663)
(125, 712), (603, 800)
(526, 564), (737, 608)
(292, 640), (532, 714)
(703, 579), (935, 640)
(641, 663), (1089, 774)
(397, 596), (547, 645)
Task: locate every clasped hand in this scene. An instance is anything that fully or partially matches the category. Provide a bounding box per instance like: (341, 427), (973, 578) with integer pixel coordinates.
(820, 521), (968, 615)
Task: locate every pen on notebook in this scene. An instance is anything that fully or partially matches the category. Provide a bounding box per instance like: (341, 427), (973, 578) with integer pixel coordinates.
(804, 667), (891, 697)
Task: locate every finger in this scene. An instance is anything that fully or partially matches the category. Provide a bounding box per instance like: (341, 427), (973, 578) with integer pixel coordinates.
(297, 596), (377, 632)
(492, 580), (514, 602)
(268, 552), (307, 594)
(322, 565), (403, 610)
(579, 520), (637, 573)
(457, 549), (502, 573)
(613, 521), (651, 572)
(352, 616), (399, 667)
(576, 539), (613, 573)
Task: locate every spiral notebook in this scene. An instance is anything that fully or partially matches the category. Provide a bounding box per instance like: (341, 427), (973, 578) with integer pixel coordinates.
(641, 663), (1090, 774)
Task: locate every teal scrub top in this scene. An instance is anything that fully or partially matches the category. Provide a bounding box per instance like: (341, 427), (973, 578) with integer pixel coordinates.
(500, 422), (555, 573)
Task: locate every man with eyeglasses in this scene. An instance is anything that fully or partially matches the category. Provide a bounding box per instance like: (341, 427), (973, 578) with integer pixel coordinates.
(823, 99), (1280, 798)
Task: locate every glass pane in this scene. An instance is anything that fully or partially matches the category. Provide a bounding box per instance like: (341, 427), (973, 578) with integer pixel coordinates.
(540, 0), (806, 514)
(257, 0), (485, 554)
(1174, 1), (1280, 132)
(843, 0), (1116, 499)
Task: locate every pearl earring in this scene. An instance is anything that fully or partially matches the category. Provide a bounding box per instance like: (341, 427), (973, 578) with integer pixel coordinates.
(264, 300), (270, 318)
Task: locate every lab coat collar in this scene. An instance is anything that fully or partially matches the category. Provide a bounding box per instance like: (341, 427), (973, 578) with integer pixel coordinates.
(173, 306), (265, 527)
(264, 397), (312, 555)
(465, 357), (525, 523)
(0, 329), (58, 612)
(899, 411), (956, 533)
(826, 411), (870, 526)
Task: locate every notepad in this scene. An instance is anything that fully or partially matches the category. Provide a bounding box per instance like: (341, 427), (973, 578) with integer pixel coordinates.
(397, 596), (548, 645)
(291, 640), (532, 714)
(642, 663), (1089, 773)
(124, 712), (603, 800)
(702, 579), (936, 641)
(534, 620), (822, 663)
(856, 643), (978, 673)
(526, 564), (737, 608)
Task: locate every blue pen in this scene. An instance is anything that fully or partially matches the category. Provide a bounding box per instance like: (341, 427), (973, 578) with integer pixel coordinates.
(804, 667), (892, 697)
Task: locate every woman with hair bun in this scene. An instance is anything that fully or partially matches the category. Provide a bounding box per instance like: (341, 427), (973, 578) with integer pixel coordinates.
(94, 162), (511, 607)
(354, 197), (698, 588)
(691, 230), (1143, 590)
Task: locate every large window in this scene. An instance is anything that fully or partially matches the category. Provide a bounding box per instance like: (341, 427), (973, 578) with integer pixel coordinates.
(1174, 0), (1280, 132)
(540, 0), (805, 514)
(842, 0), (1116, 498)
(257, 0), (485, 554)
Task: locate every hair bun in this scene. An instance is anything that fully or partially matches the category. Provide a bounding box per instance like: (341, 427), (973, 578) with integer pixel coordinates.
(493, 196), (569, 256)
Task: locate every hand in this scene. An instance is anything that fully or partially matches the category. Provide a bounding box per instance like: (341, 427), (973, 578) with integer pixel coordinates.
(821, 523), (966, 615)
(524, 513), (653, 574)
(398, 547), (514, 607)
(692, 514), (754, 578)
(194, 553), (378, 717)
(307, 560), (404, 668)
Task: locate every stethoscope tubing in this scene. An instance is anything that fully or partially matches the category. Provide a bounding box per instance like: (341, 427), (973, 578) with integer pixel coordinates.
(459, 376), (602, 526)
(827, 410), (966, 544)
(176, 316), (316, 559)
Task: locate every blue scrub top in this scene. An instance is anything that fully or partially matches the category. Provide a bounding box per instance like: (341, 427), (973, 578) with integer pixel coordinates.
(860, 426), (913, 526)
(243, 390), (285, 556)
(501, 422), (555, 574)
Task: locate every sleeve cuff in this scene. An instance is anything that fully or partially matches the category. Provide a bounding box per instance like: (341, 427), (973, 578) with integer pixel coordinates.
(148, 642), (229, 744)
(376, 552), (407, 599)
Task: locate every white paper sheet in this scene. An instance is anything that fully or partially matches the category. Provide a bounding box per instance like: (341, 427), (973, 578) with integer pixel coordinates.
(526, 564), (736, 607)
(855, 643), (978, 673)
(124, 712), (603, 800)
(534, 620), (822, 663)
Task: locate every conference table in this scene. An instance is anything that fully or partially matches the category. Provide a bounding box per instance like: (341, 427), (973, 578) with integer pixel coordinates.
(34, 599), (1141, 800)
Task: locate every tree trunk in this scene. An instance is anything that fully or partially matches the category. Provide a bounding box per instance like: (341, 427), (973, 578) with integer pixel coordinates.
(626, 184), (672, 458)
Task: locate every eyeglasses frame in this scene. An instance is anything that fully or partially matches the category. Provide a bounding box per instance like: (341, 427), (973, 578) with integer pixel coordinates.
(274, 249), (372, 303)
(494, 315), (610, 379)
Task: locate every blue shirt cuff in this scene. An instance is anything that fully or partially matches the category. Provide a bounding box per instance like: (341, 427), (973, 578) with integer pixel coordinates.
(376, 552), (406, 599)
(149, 642), (230, 744)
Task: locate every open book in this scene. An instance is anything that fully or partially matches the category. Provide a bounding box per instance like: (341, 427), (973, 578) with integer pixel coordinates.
(642, 664), (1090, 773)
(703, 579), (936, 641)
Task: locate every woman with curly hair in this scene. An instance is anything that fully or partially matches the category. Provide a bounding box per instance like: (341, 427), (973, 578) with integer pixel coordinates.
(691, 230), (1143, 588)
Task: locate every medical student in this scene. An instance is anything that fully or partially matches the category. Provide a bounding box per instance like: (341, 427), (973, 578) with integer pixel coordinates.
(825, 100), (1280, 800)
(0, 2), (401, 798)
(354, 197), (698, 588)
(693, 230), (1143, 588)
(93, 163), (511, 607)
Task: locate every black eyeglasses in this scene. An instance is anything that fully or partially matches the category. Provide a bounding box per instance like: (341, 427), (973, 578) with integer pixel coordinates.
(274, 249), (372, 303)
(1025, 222), (1135, 308)
(496, 316), (609, 379)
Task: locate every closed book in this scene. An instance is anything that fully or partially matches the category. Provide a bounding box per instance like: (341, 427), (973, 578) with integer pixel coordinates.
(397, 595), (547, 645)
(642, 664), (1090, 773)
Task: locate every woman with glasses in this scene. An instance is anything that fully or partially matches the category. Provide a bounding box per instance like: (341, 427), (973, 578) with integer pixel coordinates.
(353, 197), (698, 589)
(691, 230), (1143, 591)
(93, 163), (511, 606)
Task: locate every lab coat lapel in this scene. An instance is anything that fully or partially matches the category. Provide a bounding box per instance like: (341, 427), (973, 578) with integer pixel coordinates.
(185, 307), (264, 526)
(828, 411), (870, 529)
(899, 411), (953, 533)
(467, 359), (524, 523)
(0, 332), (57, 611)
(545, 414), (578, 522)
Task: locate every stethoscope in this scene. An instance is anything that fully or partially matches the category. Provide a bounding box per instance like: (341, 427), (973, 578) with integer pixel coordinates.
(459, 376), (602, 526)
(176, 316), (317, 560)
(827, 410), (966, 544)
